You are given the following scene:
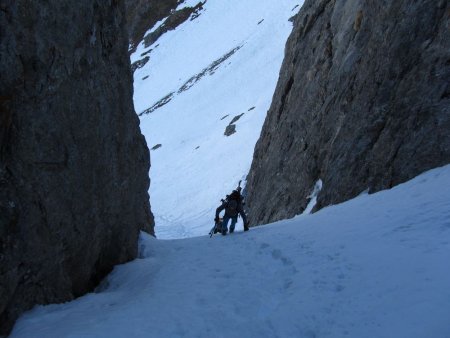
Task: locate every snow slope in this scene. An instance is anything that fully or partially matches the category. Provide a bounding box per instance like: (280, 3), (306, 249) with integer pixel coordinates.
(11, 165), (450, 338)
(131, 0), (303, 238)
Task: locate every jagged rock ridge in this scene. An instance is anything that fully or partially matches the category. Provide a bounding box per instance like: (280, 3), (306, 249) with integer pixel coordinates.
(142, 2), (206, 49)
(126, 0), (179, 53)
(246, 0), (450, 225)
(126, 0), (206, 56)
(0, 1), (153, 334)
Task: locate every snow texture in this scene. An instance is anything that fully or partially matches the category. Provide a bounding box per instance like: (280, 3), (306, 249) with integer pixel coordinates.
(303, 179), (323, 215)
(10, 165), (450, 338)
(132, 0), (304, 239)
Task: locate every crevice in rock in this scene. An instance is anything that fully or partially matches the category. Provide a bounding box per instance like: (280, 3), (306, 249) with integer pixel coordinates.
(277, 76), (294, 121)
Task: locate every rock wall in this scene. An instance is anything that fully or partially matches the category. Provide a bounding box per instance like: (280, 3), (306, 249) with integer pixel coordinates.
(0, 0), (153, 334)
(246, 0), (450, 225)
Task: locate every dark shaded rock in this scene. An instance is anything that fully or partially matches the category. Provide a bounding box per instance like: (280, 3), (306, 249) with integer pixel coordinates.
(224, 113), (245, 136)
(248, 106), (256, 111)
(246, 0), (450, 226)
(131, 56), (150, 73)
(151, 144), (162, 151)
(220, 114), (229, 120)
(143, 2), (206, 49)
(139, 92), (175, 116)
(126, 0), (179, 54)
(224, 124), (236, 136)
(229, 113), (245, 125)
(0, 0), (153, 334)
(177, 45), (241, 94)
(258, 19), (264, 25)
(141, 48), (153, 57)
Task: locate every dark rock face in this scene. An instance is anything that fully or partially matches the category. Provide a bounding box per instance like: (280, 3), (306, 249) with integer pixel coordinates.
(246, 0), (450, 225)
(126, 0), (179, 53)
(127, 0), (206, 74)
(142, 2), (206, 49)
(0, 0), (153, 334)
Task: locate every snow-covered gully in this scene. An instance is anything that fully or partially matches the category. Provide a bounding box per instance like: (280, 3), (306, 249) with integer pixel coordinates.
(11, 165), (450, 338)
(133, 0), (304, 238)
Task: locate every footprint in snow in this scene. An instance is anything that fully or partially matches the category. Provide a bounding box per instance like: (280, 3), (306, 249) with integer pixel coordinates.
(271, 249), (293, 267)
(260, 243), (270, 249)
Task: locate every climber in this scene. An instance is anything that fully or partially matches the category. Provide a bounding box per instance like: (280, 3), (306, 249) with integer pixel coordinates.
(215, 188), (249, 235)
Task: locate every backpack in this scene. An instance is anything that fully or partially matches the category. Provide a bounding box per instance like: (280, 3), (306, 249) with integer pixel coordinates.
(225, 198), (239, 217)
(222, 183), (245, 217)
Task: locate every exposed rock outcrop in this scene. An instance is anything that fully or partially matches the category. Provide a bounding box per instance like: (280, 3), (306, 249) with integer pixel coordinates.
(224, 113), (245, 136)
(139, 45), (241, 116)
(126, 0), (206, 55)
(142, 2), (206, 49)
(0, 0), (153, 334)
(246, 0), (450, 225)
(126, 0), (179, 53)
(224, 124), (236, 136)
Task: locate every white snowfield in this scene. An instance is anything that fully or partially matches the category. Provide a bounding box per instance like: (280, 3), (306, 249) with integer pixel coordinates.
(11, 165), (450, 338)
(132, 0), (304, 239)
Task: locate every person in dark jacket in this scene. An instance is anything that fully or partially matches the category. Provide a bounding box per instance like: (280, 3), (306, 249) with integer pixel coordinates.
(215, 189), (249, 235)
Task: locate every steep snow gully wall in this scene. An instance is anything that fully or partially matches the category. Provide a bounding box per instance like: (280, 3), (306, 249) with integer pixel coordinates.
(246, 0), (450, 225)
(0, 1), (153, 334)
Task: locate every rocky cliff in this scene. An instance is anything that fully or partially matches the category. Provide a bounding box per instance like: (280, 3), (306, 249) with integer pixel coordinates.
(0, 0), (153, 334)
(246, 0), (450, 225)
